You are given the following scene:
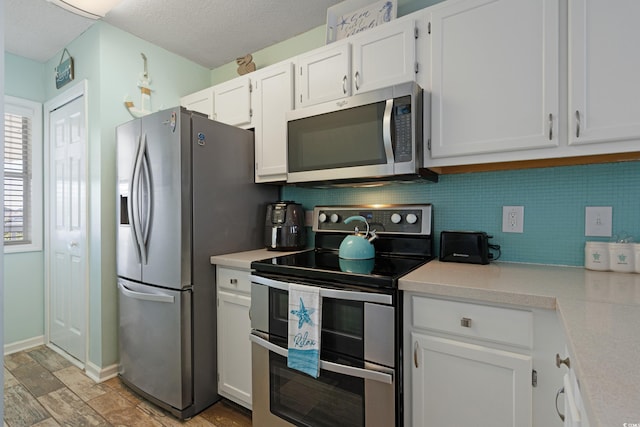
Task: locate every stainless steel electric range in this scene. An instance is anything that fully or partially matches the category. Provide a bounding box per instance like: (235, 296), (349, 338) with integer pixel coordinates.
(249, 204), (434, 427)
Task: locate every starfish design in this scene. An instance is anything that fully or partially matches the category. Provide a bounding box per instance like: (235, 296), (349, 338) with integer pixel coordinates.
(291, 297), (315, 329)
(593, 252), (600, 261)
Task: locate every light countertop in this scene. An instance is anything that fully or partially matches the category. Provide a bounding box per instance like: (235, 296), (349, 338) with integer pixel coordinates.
(210, 248), (280, 270)
(401, 260), (640, 427)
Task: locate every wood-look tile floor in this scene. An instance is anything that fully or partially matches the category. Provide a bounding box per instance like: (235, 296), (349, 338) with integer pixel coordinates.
(3, 346), (252, 427)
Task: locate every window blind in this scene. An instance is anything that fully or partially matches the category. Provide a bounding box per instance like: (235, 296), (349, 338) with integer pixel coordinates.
(4, 111), (32, 245)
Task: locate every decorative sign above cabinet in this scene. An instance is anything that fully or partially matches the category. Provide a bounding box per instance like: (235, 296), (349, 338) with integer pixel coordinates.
(326, 0), (397, 43)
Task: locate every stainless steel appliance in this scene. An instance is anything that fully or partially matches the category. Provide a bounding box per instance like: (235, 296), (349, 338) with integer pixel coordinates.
(250, 205), (434, 427)
(265, 201), (307, 250)
(116, 107), (278, 419)
(286, 82), (437, 185)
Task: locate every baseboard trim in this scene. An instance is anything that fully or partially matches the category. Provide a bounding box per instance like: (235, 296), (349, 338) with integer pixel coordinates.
(85, 360), (119, 383)
(4, 336), (45, 355)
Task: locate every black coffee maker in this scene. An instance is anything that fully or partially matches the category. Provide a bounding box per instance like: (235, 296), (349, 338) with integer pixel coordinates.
(264, 201), (306, 251)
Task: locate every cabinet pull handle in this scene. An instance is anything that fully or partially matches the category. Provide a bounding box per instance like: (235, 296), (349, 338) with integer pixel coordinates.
(460, 317), (472, 328)
(556, 353), (571, 369)
(575, 110), (581, 138)
(414, 341), (419, 368)
(354, 71), (360, 91)
(342, 75), (348, 94)
(555, 386), (565, 422)
(229, 278), (238, 285)
(548, 113), (553, 140)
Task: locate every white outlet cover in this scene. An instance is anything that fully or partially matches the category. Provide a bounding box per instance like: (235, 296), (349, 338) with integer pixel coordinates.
(502, 206), (524, 233)
(585, 206), (612, 237)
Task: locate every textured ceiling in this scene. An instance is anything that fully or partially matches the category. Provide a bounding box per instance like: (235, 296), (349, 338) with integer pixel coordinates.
(5, 0), (343, 69)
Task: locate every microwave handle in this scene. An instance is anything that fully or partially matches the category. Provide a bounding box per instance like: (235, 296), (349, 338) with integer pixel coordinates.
(382, 98), (395, 165)
(249, 274), (393, 305)
(250, 333), (393, 385)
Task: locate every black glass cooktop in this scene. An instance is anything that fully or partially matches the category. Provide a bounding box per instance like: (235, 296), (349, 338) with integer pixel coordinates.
(251, 249), (432, 289)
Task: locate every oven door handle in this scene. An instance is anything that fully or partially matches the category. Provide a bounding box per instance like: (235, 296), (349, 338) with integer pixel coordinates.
(250, 333), (394, 385)
(249, 274), (393, 305)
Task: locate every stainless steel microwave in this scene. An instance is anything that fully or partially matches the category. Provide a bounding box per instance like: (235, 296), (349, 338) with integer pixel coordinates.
(286, 82), (432, 185)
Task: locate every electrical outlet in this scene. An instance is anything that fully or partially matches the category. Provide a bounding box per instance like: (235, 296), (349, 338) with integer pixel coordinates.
(585, 206), (612, 237)
(502, 206), (524, 233)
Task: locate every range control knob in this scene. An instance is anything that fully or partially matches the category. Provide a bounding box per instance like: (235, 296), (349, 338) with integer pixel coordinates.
(406, 213), (418, 224)
(330, 213), (340, 223)
(318, 212), (327, 223)
(391, 213), (402, 224)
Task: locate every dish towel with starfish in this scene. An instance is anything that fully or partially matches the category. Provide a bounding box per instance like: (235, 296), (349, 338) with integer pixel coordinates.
(287, 283), (322, 378)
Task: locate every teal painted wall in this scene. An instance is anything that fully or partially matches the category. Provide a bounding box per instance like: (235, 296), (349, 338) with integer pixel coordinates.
(4, 53), (46, 101)
(283, 161), (640, 266)
(4, 54), (46, 348)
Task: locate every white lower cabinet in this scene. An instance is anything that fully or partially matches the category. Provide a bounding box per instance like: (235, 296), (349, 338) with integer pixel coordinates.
(216, 266), (252, 409)
(405, 293), (565, 427)
(411, 332), (532, 426)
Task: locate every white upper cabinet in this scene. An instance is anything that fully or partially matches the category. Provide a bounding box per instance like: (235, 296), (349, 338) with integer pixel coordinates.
(569, 0), (640, 149)
(180, 87), (214, 119)
(252, 62), (294, 183)
(428, 0), (559, 162)
(296, 42), (352, 107)
(351, 19), (417, 95)
(296, 18), (418, 108)
(213, 76), (253, 129)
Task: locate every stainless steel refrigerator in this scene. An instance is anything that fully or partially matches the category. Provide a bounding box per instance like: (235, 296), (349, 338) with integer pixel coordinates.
(116, 107), (278, 419)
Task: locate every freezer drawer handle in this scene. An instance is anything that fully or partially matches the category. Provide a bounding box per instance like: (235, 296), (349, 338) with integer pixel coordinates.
(249, 333), (393, 384)
(118, 282), (175, 304)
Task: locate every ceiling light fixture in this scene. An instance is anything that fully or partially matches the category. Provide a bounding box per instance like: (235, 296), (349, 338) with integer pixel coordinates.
(47, 0), (124, 20)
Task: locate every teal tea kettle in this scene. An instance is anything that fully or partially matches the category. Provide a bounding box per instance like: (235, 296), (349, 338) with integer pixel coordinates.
(338, 216), (377, 260)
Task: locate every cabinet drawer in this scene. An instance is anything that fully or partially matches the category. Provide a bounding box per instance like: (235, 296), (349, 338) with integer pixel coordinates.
(411, 296), (533, 349)
(216, 267), (251, 294)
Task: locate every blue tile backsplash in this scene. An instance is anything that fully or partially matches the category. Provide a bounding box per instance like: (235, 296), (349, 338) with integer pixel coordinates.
(282, 161), (640, 266)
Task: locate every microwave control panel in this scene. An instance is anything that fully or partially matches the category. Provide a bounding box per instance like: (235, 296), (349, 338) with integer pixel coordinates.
(313, 205), (432, 236)
(393, 96), (413, 163)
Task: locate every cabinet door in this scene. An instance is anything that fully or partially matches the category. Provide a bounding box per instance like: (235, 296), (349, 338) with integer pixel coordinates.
(411, 332), (532, 427)
(253, 63), (294, 183)
(429, 0), (559, 159)
(351, 19), (416, 94)
(180, 87), (214, 119)
(217, 289), (252, 409)
(213, 76), (252, 128)
(569, 0), (640, 147)
(296, 42), (351, 107)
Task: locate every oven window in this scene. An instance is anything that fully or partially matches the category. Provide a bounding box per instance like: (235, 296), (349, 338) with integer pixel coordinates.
(270, 289), (364, 359)
(269, 351), (365, 427)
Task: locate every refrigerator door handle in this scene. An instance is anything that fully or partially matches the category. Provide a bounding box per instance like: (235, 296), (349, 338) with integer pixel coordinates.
(129, 135), (143, 264)
(118, 282), (175, 304)
(140, 134), (153, 251)
(132, 134), (148, 264)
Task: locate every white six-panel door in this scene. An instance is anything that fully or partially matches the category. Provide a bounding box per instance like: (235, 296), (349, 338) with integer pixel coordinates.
(48, 93), (87, 363)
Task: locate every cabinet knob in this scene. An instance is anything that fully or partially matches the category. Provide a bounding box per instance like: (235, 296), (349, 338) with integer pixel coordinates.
(555, 353), (570, 369)
(460, 317), (472, 328)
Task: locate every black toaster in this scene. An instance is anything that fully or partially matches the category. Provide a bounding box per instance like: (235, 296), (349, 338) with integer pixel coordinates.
(439, 231), (493, 264)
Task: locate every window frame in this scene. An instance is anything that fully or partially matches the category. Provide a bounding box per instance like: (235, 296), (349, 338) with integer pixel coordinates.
(4, 95), (43, 253)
